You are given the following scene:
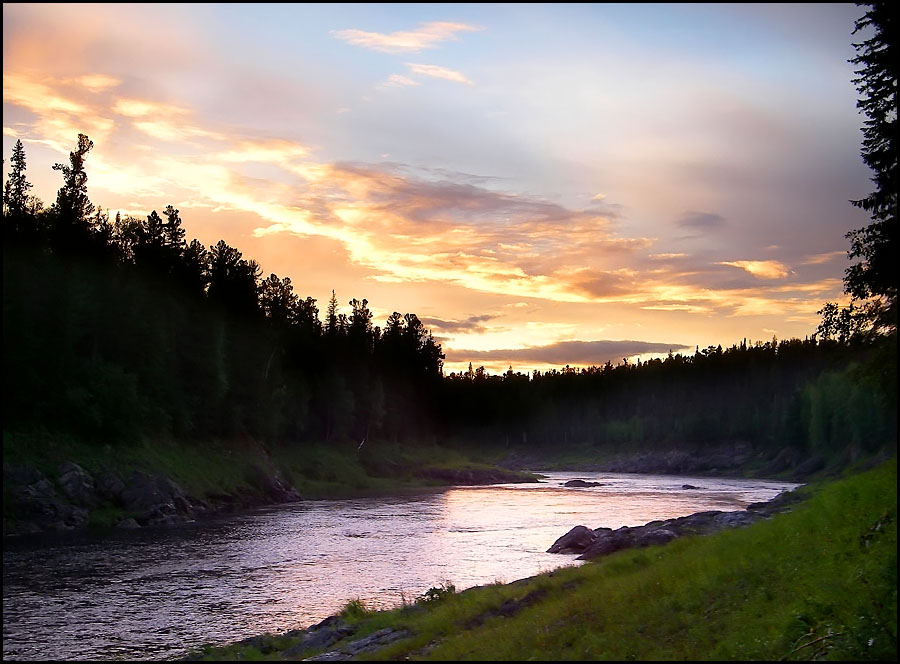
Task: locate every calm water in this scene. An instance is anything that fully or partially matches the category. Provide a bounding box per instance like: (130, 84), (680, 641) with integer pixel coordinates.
(2, 472), (798, 661)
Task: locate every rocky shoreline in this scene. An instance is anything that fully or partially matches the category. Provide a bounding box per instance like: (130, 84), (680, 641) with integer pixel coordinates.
(2, 459), (536, 537)
(500, 442), (837, 482)
(547, 486), (807, 560)
(2, 460), (303, 536)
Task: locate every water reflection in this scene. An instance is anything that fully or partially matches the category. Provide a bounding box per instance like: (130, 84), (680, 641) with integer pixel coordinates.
(2, 472), (798, 661)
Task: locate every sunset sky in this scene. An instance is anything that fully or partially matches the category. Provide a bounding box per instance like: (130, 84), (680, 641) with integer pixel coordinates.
(3, 3), (872, 374)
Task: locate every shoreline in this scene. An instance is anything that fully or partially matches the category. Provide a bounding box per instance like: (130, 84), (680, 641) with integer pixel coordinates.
(186, 480), (814, 661)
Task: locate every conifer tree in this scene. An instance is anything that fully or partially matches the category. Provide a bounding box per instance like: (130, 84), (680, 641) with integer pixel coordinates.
(3, 139), (32, 217)
(845, 1), (897, 332)
(53, 133), (94, 223)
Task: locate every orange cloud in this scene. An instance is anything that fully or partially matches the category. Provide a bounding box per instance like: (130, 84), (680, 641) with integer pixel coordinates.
(3, 69), (844, 352)
(719, 260), (791, 279)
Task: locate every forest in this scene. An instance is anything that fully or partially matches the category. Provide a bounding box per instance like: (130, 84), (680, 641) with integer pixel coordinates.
(2, 134), (897, 465)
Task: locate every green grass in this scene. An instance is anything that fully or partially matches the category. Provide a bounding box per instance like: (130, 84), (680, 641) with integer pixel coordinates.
(3, 431), (540, 532)
(197, 459), (897, 661)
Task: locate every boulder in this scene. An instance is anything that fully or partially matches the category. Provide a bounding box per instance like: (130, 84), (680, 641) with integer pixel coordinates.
(119, 471), (196, 526)
(94, 470), (127, 503)
(563, 479), (603, 488)
(4, 464), (89, 532)
(304, 628), (411, 661)
(546, 525), (596, 554)
(791, 454), (825, 480)
(260, 475), (302, 503)
(560, 496), (789, 561)
(57, 461), (98, 507)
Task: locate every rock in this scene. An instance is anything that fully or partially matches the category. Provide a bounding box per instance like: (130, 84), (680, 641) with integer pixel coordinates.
(94, 470), (127, 503)
(558, 490), (801, 561)
(3, 464), (90, 532)
(303, 624), (357, 651)
(116, 518), (141, 529)
(746, 488), (805, 515)
(563, 479), (603, 488)
(303, 628), (411, 661)
(578, 527), (638, 559)
(260, 475), (302, 503)
(760, 446), (803, 476)
(791, 454), (825, 480)
(57, 461), (98, 507)
(681, 484), (699, 490)
(120, 471), (196, 526)
(419, 467), (538, 486)
(547, 525), (596, 554)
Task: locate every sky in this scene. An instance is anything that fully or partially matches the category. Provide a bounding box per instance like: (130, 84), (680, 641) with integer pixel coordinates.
(2, 3), (873, 374)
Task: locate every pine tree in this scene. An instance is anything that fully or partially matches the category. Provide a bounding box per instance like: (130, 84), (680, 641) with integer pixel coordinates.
(3, 139), (32, 217)
(845, 1), (897, 332)
(326, 290), (339, 336)
(53, 133), (95, 223)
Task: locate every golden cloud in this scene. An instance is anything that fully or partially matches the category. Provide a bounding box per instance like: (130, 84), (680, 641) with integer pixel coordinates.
(3, 69), (844, 335)
(719, 259), (791, 279)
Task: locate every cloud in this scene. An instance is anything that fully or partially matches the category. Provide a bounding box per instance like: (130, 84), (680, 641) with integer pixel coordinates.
(73, 74), (121, 92)
(800, 250), (845, 265)
(419, 314), (499, 334)
(676, 210), (727, 230)
(405, 63), (474, 86)
(330, 21), (481, 54)
(3, 70), (844, 329)
(379, 74), (420, 89)
(112, 98), (188, 118)
(719, 260), (791, 279)
(447, 339), (692, 367)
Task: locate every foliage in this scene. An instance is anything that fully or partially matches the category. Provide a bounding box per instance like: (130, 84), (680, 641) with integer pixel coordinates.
(340, 598), (370, 620)
(2, 134), (895, 465)
(418, 581), (457, 604)
(820, 2), (897, 338)
(2, 139), (32, 217)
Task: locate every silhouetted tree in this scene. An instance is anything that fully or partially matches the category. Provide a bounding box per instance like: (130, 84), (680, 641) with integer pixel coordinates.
(53, 133), (95, 223)
(326, 290), (339, 336)
(845, 1), (897, 332)
(3, 139), (32, 217)
(162, 205), (186, 254)
(260, 273), (298, 326)
(207, 239), (260, 316)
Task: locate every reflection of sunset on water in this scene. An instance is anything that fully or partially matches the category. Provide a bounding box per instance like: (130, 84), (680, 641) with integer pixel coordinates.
(3, 472), (797, 660)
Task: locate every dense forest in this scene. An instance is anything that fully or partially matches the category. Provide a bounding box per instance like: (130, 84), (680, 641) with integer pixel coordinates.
(2, 134), (896, 464)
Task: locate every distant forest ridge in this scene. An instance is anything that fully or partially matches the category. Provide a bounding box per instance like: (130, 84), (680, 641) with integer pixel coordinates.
(3, 135), (896, 454)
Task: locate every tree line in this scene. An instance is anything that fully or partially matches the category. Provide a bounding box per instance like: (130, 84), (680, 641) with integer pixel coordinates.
(3, 135), (444, 445)
(4, 133), (894, 462)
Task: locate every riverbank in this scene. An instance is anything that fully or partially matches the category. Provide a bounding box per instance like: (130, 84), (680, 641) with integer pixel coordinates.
(189, 458), (896, 661)
(4, 428), (891, 537)
(2, 432), (536, 536)
(496, 439), (896, 484)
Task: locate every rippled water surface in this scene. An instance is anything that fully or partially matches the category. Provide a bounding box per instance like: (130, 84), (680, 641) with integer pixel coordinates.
(2, 472), (799, 660)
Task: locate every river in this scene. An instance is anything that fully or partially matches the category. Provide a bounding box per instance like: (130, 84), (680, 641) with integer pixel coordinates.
(2, 471), (799, 661)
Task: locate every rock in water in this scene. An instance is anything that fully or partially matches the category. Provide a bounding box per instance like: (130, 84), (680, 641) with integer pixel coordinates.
(547, 525), (596, 554)
(563, 479), (603, 487)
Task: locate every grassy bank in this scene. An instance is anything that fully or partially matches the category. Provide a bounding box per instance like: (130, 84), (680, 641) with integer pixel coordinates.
(2, 431), (537, 530)
(195, 459), (897, 661)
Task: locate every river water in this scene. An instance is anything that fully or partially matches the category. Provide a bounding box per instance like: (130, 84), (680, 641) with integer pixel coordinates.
(2, 471), (798, 661)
